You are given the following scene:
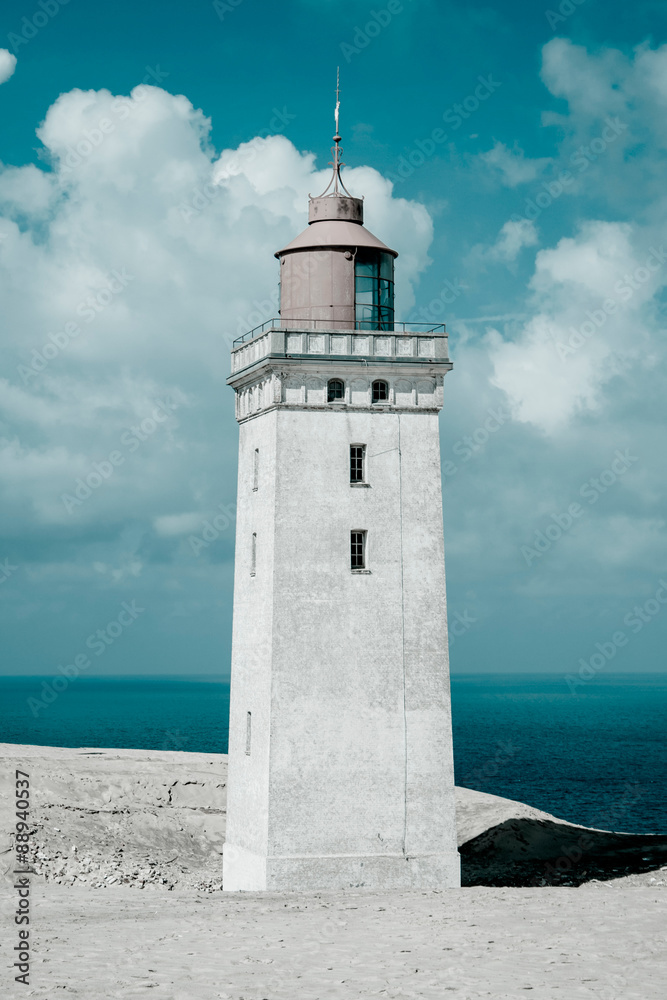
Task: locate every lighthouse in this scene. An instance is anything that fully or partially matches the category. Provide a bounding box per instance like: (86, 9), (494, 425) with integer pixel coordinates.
(223, 91), (459, 891)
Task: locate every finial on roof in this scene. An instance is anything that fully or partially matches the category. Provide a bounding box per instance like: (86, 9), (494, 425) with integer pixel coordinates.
(318, 66), (353, 198)
(334, 65), (340, 138)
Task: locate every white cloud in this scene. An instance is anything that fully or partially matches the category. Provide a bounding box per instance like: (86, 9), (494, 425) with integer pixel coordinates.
(0, 49), (16, 85)
(489, 36), (667, 442)
(486, 221), (665, 433)
(485, 219), (539, 262)
(0, 84), (434, 547)
(540, 38), (667, 153)
(479, 141), (552, 187)
(432, 36), (667, 619)
(634, 43), (667, 105)
(541, 38), (629, 119)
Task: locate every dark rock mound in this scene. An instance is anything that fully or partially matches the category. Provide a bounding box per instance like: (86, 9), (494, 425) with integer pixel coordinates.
(460, 817), (667, 886)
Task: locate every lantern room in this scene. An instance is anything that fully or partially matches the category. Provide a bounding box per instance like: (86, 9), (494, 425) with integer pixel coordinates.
(275, 120), (397, 332)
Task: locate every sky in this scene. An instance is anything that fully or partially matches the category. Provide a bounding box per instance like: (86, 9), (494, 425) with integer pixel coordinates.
(0, 0), (666, 680)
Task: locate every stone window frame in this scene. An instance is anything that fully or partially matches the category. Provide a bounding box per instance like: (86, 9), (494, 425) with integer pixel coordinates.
(372, 379), (389, 404)
(350, 444), (366, 484)
(327, 378), (345, 402)
(350, 529), (369, 573)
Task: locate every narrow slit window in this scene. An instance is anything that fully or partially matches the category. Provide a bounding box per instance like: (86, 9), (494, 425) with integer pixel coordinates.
(328, 379), (344, 402)
(245, 711), (252, 755)
(350, 445), (365, 483)
(372, 379), (389, 403)
(351, 530), (367, 570)
(250, 532), (257, 576)
(252, 448), (259, 491)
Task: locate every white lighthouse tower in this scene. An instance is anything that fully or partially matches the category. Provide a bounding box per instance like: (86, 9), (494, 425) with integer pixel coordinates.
(223, 93), (459, 891)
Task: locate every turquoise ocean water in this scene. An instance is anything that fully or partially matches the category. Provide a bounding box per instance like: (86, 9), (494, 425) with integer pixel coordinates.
(1, 673), (665, 834)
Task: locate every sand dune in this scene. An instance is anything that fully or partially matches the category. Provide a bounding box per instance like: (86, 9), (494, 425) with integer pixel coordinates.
(2, 743), (665, 890)
(1, 744), (227, 891)
(1, 743), (665, 999)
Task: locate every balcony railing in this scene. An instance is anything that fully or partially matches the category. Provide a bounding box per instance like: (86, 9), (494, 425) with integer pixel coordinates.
(233, 318), (446, 346)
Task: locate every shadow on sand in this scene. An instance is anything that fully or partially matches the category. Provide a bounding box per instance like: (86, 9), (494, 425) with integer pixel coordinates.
(460, 817), (667, 886)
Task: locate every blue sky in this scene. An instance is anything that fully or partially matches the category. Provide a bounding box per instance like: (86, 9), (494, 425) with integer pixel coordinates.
(1, 0), (666, 680)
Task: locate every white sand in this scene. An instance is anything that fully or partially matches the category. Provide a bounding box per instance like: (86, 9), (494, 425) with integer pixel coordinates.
(1, 743), (665, 998)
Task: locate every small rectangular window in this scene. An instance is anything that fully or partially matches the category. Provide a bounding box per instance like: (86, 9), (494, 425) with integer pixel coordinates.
(245, 711), (252, 755)
(252, 448), (259, 491)
(350, 445), (365, 483)
(250, 532), (256, 576)
(351, 530), (367, 570)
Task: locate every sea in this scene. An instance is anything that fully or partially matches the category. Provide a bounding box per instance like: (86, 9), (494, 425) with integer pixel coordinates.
(1, 672), (665, 835)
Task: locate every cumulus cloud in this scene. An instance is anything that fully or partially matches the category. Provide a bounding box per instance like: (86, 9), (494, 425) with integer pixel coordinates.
(540, 38), (667, 158)
(0, 84), (434, 554)
(634, 43), (667, 105)
(478, 141), (552, 187)
(478, 219), (539, 263)
(541, 38), (629, 119)
(541, 36), (667, 125)
(486, 221), (664, 433)
(476, 40), (667, 436)
(0, 49), (16, 84)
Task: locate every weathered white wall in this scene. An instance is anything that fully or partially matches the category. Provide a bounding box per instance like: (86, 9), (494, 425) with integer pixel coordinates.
(224, 395), (459, 890)
(269, 409), (408, 860)
(224, 409), (277, 871)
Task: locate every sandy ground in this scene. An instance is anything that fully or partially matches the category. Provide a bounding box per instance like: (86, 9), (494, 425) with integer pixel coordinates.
(1, 744), (665, 998)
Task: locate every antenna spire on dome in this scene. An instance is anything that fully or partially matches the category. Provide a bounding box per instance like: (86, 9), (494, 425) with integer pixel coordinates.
(334, 65), (340, 137)
(319, 66), (353, 198)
